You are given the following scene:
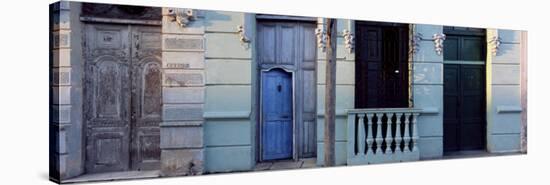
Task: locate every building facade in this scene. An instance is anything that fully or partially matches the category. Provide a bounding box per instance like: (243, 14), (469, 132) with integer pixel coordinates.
(49, 1), (527, 183)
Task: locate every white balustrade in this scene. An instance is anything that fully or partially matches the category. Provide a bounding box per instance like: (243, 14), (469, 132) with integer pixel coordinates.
(347, 108), (421, 165)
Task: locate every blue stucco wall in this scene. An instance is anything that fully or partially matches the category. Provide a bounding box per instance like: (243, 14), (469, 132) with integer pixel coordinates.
(413, 25), (445, 159)
(486, 29), (523, 153)
(203, 10), (255, 173)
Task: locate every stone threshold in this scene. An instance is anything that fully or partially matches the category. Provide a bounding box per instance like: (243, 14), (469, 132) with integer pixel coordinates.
(62, 170), (160, 184)
(440, 150), (524, 160)
(254, 158), (318, 171)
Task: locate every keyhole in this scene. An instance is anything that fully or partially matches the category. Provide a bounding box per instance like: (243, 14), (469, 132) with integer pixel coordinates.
(277, 84), (282, 92)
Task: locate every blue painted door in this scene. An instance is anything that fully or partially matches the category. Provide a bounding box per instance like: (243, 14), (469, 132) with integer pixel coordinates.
(262, 69), (293, 160)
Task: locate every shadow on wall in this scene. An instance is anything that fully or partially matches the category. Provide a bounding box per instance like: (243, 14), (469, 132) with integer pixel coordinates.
(495, 39), (516, 57)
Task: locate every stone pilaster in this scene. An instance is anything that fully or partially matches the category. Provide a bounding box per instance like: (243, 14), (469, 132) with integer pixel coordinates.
(50, 1), (72, 182)
(160, 7), (206, 176)
(486, 29), (523, 153)
(412, 24), (445, 159)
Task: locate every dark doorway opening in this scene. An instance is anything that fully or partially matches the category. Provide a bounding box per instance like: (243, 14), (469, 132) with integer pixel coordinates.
(443, 26), (487, 154)
(354, 21), (410, 109)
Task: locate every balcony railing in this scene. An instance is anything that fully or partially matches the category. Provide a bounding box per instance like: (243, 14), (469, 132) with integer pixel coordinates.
(347, 108), (421, 165)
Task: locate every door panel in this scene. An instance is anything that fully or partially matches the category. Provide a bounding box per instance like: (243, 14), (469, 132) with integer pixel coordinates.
(443, 64), (485, 152)
(130, 26), (162, 170)
(278, 23), (297, 65)
(84, 24), (161, 173)
(262, 69), (293, 160)
(299, 23), (317, 157)
(84, 24), (131, 173)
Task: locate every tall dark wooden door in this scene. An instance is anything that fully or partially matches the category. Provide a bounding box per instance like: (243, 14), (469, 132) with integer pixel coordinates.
(355, 22), (409, 108)
(444, 64), (486, 152)
(257, 20), (317, 160)
(262, 69), (293, 160)
(84, 24), (161, 173)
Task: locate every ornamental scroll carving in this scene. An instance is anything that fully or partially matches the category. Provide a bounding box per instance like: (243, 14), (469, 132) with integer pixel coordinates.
(237, 25), (251, 44)
(488, 36), (502, 56)
(342, 29), (354, 53)
(432, 33), (446, 56)
(315, 28), (327, 52)
(165, 8), (196, 27)
(409, 32), (423, 55)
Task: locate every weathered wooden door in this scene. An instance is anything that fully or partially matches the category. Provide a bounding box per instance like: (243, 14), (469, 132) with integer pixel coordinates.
(262, 69), (293, 160)
(355, 22), (409, 108)
(129, 26), (162, 170)
(443, 64), (486, 152)
(257, 19), (317, 160)
(84, 24), (161, 173)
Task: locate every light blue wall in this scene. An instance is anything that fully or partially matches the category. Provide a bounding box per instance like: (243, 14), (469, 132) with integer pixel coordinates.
(203, 10), (255, 173)
(201, 14), (524, 173)
(486, 29), (523, 153)
(413, 24), (445, 159)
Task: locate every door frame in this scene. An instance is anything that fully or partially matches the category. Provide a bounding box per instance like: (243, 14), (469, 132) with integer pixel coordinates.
(254, 16), (318, 162)
(442, 27), (488, 154)
(259, 67), (297, 161)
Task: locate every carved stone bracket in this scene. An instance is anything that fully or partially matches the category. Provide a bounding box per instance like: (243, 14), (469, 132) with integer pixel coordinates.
(409, 32), (423, 55)
(432, 33), (446, 56)
(489, 36), (502, 56)
(237, 25), (251, 44)
(315, 28), (327, 52)
(342, 29), (355, 53)
(165, 8), (195, 27)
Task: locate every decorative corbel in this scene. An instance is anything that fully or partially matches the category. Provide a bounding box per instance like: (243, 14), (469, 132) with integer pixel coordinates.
(237, 25), (251, 44)
(342, 29), (355, 53)
(432, 33), (446, 56)
(166, 8), (195, 27)
(409, 32), (423, 55)
(488, 36), (502, 56)
(315, 28), (327, 52)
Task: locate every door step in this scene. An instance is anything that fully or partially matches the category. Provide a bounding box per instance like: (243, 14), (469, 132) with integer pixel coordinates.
(63, 170), (160, 183)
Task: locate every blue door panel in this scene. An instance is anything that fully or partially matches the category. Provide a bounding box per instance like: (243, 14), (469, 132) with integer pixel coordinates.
(262, 69), (293, 160)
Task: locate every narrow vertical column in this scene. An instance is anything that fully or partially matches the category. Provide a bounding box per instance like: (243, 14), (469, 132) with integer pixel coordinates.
(411, 113), (419, 153)
(384, 113), (394, 154)
(520, 31), (528, 153)
(403, 113), (411, 153)
(160, 7), (206, 176)
(375, 113), (383, 154)
(323, 18), (337, 167)
(347, 113), (356, 158)
(394, 113), (403, 153)
(366, 113), (374, 156)
(50, 1), (72, 181)
(357, 114), (366, 156)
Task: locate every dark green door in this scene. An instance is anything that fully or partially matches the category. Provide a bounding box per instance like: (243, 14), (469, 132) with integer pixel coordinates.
(443, 64), (486, 152)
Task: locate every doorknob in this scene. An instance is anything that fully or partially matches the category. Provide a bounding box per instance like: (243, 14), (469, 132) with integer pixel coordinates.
(277, 85), (282, 92)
